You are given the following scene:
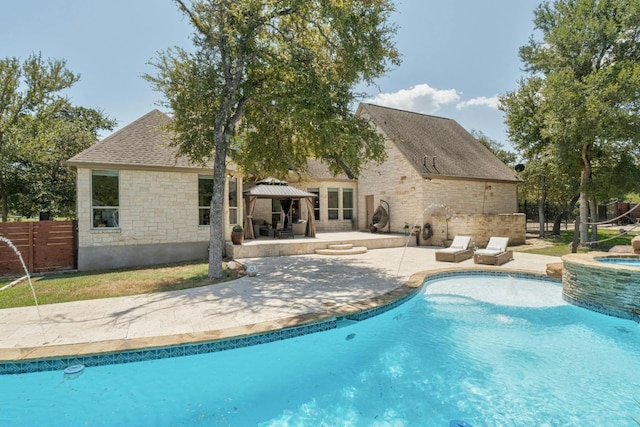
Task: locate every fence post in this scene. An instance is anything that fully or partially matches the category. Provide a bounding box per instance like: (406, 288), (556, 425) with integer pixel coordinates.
(28, 222), (35, 272)
(73, 220), (78, 270)
(571, 216), (580, 253)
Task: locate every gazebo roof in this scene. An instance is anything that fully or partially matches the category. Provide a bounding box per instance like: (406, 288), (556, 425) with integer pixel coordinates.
(243, 178), (316, 199)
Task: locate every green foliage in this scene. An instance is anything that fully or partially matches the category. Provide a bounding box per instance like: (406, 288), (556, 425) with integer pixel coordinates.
(232, 224), (243, 232)
(471, 130), (517, 167)
(500, 0), (640, 243)
(0, 54), (115, 220)
(146, 0), (400, 278)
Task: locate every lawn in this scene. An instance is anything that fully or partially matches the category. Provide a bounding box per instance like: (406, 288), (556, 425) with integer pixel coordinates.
(0, 261), (239, 309)
(520, 228), (638, 257)
(1, 228), (636, 309)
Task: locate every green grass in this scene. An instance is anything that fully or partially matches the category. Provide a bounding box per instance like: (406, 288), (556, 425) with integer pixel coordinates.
(1, 228), (636, 309)
(521, 228), (638, 257)
(0, 261), (239, 309)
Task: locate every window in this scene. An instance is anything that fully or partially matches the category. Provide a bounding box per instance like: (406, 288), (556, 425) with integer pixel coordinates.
(291, 199), (300, 222)
(343, 188), (353, 220)
(272, 199), (282, 227)
(228, 177), (238, 225)
(198, 175), (213, 225)
(328, 188), (339, 220)
(92, 170), (119, 228)
(308, 188), (320, 220)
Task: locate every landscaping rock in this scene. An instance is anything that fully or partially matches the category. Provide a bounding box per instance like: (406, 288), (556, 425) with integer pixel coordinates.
(546, 262), (563, 279)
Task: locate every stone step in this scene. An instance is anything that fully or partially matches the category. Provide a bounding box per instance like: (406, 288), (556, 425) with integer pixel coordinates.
(327, 243), (353, 250)
(315, 246), (368, 255)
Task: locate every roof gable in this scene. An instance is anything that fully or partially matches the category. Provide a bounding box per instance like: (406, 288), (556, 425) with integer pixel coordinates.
(67, 110), (211, 170)
(357, 103), (519, 182)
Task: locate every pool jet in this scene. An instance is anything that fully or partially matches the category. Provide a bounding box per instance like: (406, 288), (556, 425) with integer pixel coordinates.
(0, 236), (47, 344)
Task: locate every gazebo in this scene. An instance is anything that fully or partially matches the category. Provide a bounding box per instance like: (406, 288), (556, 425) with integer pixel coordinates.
(242, 178), (317, 239)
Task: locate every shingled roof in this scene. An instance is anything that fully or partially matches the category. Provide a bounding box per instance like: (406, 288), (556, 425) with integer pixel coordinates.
(243, 178), (317, 198)
(357, 103), (519, 182)
(67, 110), (212, 170)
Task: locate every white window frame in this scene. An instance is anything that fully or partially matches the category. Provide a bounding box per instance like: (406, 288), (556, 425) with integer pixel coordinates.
(228, 177), (238, 225)
(307, 188), (320, 221)
(328, 188), (339, 220)
(342, 188), (353, 220)
(198, 175), (213, 226)
(91, 169), (119, 229)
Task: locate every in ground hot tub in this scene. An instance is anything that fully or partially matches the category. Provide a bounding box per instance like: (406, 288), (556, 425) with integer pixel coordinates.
(562, 252), (640, 322)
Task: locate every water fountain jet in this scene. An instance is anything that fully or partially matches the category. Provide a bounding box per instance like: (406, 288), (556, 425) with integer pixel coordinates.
(0, 236), (47, 344)
(396, 204), (453, 277)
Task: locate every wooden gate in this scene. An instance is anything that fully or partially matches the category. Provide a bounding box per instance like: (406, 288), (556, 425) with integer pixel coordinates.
(0, 221), (76, 275)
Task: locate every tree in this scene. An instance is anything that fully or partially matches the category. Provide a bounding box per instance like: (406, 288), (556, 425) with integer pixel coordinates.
(0, 54), (114, 221)
(471, 130), (517, 167)
(501, 0), (640, 244)
(10, 102), (116, 219)
(146, 0), (400, 279)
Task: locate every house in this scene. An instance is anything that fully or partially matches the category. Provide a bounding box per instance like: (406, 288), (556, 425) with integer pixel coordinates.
(66, 110), (241, 271)
(67, 104), (523, 271)
(354, 103), (524, 246)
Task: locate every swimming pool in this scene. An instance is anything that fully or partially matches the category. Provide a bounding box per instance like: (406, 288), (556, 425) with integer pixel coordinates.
(2, 272), (640, 426)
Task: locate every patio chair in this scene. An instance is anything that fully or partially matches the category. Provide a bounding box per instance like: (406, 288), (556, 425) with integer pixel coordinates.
(473, 236), (513, 265)
(435, 236), (473, 262)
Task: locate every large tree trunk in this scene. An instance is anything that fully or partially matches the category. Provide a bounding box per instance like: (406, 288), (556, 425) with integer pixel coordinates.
(579, 143), (592, 244)
(208, 130), (228, 279)
(538, 172), (546, 237)
(552, 194), (579, 235)
(589, 197), (598, 244)
(0, 175), (7, 222)
(579, 189), (590, 244)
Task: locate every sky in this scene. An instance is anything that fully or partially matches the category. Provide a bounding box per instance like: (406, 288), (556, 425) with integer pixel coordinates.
(1, 0), (542, 149)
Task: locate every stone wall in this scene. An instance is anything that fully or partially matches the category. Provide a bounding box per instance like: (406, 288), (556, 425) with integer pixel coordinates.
(358, 136), (424, 232)
(562, 252), (640, 321)
(287, 178), (358, 232)
(76, 168), (237, 270)
(418, 213), (526, 247)
(357, 124), (521, 238)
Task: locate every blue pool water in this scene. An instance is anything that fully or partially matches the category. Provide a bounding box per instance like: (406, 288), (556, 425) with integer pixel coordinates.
(2, 274), (640, 426)
(596, 256), (640, 267)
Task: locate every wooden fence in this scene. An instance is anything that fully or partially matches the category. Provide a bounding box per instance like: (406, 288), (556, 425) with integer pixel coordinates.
(0, 221), (76, 276)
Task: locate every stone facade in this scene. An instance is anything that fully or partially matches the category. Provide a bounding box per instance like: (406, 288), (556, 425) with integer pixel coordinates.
(357, 129), (523, 246)
(72, 105), (525, 270)
(248, 179), (358, 232)
(562, 252), (640, 321)
(425, 213), (526, 247)
(289, 177), (359, 232)
(76, 168), (240, 270)
(358, 138), (425, 233)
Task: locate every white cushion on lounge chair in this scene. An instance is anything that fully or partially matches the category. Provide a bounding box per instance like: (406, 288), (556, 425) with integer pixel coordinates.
(438, 246), (465, 254)
(447, 236), (471, 251)
(476, 237), (509, 256)
(474, 249), (502, 256)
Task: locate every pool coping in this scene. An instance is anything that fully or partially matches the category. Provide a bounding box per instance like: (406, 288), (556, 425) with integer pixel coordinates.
(0, 267), (554, 375)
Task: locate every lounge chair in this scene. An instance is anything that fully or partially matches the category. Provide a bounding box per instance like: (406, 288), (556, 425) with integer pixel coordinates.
(435, 236), (473, 262)
(473, 237), (513, 265)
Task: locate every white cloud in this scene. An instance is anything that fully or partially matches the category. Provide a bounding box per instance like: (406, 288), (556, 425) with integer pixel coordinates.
(366, 83), (460, 114)
(456, 96), (500, 110)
